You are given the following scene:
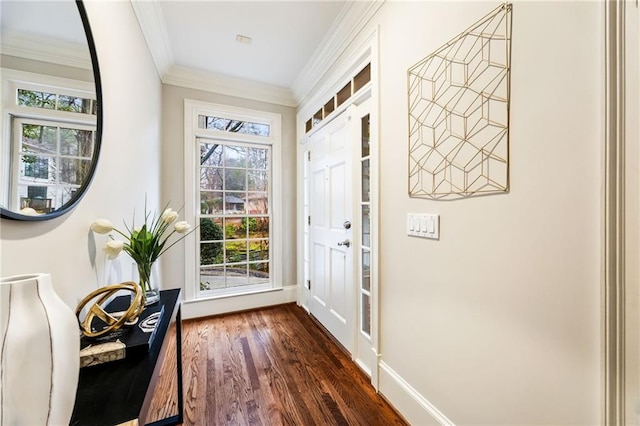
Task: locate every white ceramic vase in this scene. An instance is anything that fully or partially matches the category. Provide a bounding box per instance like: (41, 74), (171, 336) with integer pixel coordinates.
(0, 273), (79, 425)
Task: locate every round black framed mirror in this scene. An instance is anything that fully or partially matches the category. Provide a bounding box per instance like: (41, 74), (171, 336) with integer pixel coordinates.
(0, 0), (102, 221)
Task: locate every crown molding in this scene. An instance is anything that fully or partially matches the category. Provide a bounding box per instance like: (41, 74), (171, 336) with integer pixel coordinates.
(130, 0), (174, 79)
(290, 0), (385, 105)
(130, 0), (382, 107)
(0, 33), (92, 70)
(164, 65), (296, 107)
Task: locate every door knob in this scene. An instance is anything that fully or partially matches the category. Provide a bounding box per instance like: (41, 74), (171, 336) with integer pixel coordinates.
(337, 239), (351, 248)
(343, 220), (351, 230)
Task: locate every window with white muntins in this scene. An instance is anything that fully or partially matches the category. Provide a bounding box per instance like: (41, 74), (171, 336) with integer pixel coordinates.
(184, 100), (282, 299)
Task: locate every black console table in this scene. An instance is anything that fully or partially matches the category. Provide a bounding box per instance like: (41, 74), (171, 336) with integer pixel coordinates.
(71, 289), (183, 426)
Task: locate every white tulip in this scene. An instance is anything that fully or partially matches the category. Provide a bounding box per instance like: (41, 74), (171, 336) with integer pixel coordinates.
(161, 208), (179, 224)
(174, 221), (191, 233)
(103, 240), (124, 259)
(91, 219), (114, 234)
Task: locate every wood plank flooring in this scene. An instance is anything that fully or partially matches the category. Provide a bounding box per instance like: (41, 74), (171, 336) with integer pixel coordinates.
(147, 303), (407, 425)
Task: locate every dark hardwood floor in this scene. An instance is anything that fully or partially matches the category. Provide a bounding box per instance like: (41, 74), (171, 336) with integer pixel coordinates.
(147, 303), (407, 425)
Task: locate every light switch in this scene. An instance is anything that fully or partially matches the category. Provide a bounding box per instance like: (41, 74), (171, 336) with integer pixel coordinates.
(407, 213), (439, 240)
(427, 217), (435, 233)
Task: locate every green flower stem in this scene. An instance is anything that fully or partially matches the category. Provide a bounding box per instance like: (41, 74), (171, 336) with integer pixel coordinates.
(137, 261), (154, 297)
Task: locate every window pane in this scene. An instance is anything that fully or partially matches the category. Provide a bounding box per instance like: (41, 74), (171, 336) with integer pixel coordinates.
(226, 240), (247, 263)
(247, 193), (268, 214)
(361, 114), (370, 157)
(18, 89), (55, 109)
(248, 171), (268, 191)
(224, 217), (246, 240)
(362, 205), (371, 247)
(362, 159), (370, 202)
(59, 158), (91, 185)
(199, 115), (270, 137)
(200, 266), (225, 290)
(247, 148), (268, 169)
(201, 242), (224, 265)
(249, 262), (269, 284)
(248, 217), (269, 239)
(60, 128), (93, 157)
(226, 264), (249, 287)
(362, 250), (371, 292)
(58, 95), (92, 114)
(200, 217), (224, 242)
(20, 155), (55, 182)
(21, 124), (57, 154)
(200, 168), (223, 191)
(361, 293), (371, 335)
(225, 192), (245, 214)
(22, 155), (50, 179)
(200, 191), (223, 214)
(59, 186), (78, 205)
(224, 145), (247, 168)
(225, 169), (246, 191)
(249, 239), (269, 262)
(200, 143), (223, 167)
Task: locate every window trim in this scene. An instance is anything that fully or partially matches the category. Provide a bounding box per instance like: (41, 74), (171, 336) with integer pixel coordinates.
(1, 69), (97, 209)
(184, 99), (282, 303)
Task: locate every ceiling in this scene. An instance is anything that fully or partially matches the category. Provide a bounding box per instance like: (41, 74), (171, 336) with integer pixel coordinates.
(135, 0), (386, 106)
(1, 0), (379, 106)
(158, 1), (347, 89)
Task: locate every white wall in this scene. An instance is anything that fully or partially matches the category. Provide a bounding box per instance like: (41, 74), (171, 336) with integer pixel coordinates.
(0, 0), (162, 308)
(301, 1), (603, 424)
(160, 84), (298, 299)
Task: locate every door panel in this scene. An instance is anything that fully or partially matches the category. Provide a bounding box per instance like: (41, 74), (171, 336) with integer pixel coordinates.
(309, 112), (354, 353)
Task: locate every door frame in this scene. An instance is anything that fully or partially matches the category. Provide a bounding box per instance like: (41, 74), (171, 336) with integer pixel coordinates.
(296, 28), (380, 388)
(604, 1), (638, 424)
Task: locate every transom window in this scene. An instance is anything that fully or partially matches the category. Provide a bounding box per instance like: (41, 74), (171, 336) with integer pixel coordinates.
(18, 88), (97, 115)
(198, 115), (270, 137)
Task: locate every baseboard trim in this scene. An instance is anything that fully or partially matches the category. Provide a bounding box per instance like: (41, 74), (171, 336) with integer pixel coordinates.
(379, 361), (455, 426)
(181, 286), (297, 319)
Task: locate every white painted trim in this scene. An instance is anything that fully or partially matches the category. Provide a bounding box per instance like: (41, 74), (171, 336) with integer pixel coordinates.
(623, 2), (640, 424)
(183, 99), (283, 307)
(296, 27), (381, 389)
(181, 285), (297, 320)
(164, 65), (296, 107)
(603, 1), (628, 424)
(1, 32), (92, 71)
(130, 0), (174, 79)
(0, 68), (97, 209)
(291, 0), (385, 105)
(297, 27), (380, 135)
(379, 361), (455, 426)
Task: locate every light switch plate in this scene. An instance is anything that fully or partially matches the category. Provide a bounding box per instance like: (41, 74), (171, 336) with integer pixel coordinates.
(407, 213), (439, 240)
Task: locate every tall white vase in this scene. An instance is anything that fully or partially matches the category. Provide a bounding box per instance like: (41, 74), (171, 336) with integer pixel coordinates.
(0, 273), (79, 425)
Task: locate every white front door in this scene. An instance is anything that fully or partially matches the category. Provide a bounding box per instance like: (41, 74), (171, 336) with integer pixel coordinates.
(309, 111), (354, 353)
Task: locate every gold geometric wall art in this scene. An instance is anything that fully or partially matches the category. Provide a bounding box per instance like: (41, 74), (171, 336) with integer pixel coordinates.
(408, 3), (512, 199)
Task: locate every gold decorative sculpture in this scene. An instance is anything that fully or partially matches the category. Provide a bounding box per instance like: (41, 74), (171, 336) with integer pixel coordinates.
(408, 3), (512, 199)
(76, 282), (144, 338)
